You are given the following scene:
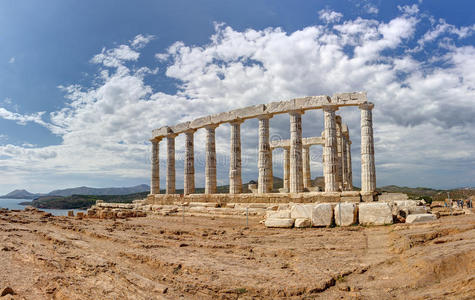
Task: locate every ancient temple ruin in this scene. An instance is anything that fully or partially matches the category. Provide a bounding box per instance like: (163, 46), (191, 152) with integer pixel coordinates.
(147, 91), (376, 204)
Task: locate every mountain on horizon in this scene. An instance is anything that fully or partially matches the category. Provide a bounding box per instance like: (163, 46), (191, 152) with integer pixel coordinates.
(0, 184), (150, 199)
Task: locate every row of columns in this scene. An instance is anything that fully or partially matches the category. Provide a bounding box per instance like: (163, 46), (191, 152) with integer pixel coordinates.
(151, 103), (375, 195)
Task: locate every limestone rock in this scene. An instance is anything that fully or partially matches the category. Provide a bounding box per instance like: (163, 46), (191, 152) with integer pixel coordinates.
(295, 218), (311, 228)
(334, 203), (357, 226)
(265, 218), (294, 228)
(267, 210), (291, 219)
(408, 206), (429, 215)
(312, 203), (333, 227)
(406, 214), (437, 224)
(359, 203), (393, 226)
(290, 204), (313, 219)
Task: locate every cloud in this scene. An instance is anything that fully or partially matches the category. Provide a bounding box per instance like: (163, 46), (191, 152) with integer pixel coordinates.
(131, 34), (155, 49)
(1, 7), (475, 193)
(318, 9), (343, 23)
(365, 4), (379, 14)
(8, 57), (15, 64)
(398, 4), (419, 15)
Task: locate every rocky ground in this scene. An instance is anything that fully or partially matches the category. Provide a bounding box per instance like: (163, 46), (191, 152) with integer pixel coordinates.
(0, 208), (474, 299)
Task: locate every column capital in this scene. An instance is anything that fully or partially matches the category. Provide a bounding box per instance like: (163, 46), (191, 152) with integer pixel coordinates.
(359, 102), (374, 110)
(150, 137), (162, 143)
(302, 144), (311, 150)
(167, 133), (178, 138)
(257, 114), (273, 120)
(322, 104), (339, 112)
(229, 119), (244, 125)
(204, 124), (219, 130)
(184, 128), (197, 135)
(288, 109), (304, 116)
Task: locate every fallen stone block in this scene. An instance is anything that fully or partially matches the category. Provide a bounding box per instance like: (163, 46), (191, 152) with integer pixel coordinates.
(265, 218), (294, 228)
(408, 206), (428, 215)
(334, 203), (357, 226)
(406, 214), (437, 223)
(290, 204), (314, 219)
(295, 218), (311, 228)
(359, 203), (393, 225)
(312, 203), (333, 227)
(266, 210), (291, 219)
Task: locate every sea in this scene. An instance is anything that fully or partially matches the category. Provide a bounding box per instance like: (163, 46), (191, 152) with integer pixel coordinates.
(0, 198), (86, 216)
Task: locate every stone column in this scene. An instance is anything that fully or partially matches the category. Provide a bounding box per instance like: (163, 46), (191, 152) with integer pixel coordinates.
(289, 111), (304, 193)
(360, 103), (376, 193)
(166, 134), (177, 194)
(323, 106), (339, 192)
(341, 134), (349, 191)
(335, 116), (343, 190)
(150, 138), (161, 194)
(258, 115), (272, 194)
(283, 147), (290, 192)
(346, 139), (353, 190)
(229, 120), (243, 194)
(302, 145), (311, 190)
(184, 129), (195, 195)
(205, 124), (218, 194)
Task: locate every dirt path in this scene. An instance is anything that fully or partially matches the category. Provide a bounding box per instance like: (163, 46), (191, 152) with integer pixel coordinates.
(0, 210), (474, 299)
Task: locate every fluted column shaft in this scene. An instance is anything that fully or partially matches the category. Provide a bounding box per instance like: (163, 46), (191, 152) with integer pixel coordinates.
(229, 121), (243, 194)
(335, 116), (343, 190)
(323, 106), (339, 192)
(166, 134), (176, 194)
(258, 116), (272, 193)
(302, 145), (311, 190)
(151, 139), (161, 194)
(205, 125), (218, 194)
(289, 111), (304, 193)
(184, 130), (195, 195)
(341, 135), (349, 190)
(346, 140), (353, 190)
(283, 147), (290, 192)
(360, 103), (376, 193)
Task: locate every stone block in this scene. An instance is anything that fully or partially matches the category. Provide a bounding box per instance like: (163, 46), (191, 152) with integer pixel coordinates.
(334, 203), (357, 226)
(290, 204), (314, 219)
(267, 210), (291, 219)
(408, 206), (429, 215)
(295, 218), (311, 228)
(265, 218), (294, 228)
(312, 203), (333, 227)
(359, 203), (393, 226)
(406, 214), (437, 224)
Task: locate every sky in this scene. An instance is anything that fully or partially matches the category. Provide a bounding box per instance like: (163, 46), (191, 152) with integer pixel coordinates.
(0, 0), (474, 194)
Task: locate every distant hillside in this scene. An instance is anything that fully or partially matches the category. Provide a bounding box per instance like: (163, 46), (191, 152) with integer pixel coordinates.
(0, 189), (43, 199)
(46, 184), (150, 197)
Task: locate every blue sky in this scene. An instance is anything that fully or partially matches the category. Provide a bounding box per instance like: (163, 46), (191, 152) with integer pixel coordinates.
(0, 0), (474, 194)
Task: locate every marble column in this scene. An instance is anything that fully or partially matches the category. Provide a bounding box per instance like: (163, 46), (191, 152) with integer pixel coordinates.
(166, 134), (177, 194)
(283, 147), (290, 192)
(346, 139), (353, 190)
(360, 103), (376, 193)
(323, 106), (339, 192)
(150, 138), (161, 194)
(229, 120), (243, 194)
(258, 115), (272, 194)
(302, 145), (311, 190)
(184, 129), (195, 195)
(205, 124), (218, 194)
(335, 116), (343, 190)
(289, 111), (304, 193)
(341, 134), (349, 191)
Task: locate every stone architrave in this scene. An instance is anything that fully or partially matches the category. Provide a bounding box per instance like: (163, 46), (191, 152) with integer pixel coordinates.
(360, 103), (376, 194)
(184, 129), (196, 195)
(229, 120), (243, 194)
(258, 115), (273, 193)
(323, 106), (339, 192)
(302, 145), (311, 189)
(150, 139), (161, 194)
(283, 147), (290, 192)
(289, 111), (304, 193)
(205, 124), (218, 194)
(166, 134), (177, 194)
